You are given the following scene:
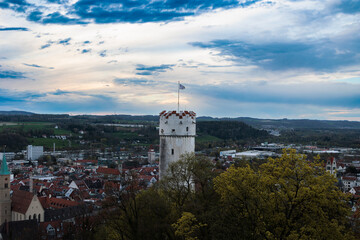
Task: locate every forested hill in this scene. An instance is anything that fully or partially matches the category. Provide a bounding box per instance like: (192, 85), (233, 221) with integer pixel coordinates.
(197, 121), (269, 141)
(197, 117), (360, 129)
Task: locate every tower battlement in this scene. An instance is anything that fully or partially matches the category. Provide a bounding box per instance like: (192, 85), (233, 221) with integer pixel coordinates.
(159, 110), (196, 119)
(159, 110), (196, 136)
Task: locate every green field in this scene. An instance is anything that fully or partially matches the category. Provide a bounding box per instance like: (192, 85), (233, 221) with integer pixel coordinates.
(196, 135), (222, 143)
(0, 122), (54, 132)
(27, 138), (79, 150)
(53, 129), (72, 135)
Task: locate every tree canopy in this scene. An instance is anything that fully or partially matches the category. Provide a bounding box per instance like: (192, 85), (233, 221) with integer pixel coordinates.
(93, 150), (355, 240)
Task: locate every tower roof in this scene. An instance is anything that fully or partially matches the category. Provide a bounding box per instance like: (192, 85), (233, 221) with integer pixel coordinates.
(0, 153), (10, 175)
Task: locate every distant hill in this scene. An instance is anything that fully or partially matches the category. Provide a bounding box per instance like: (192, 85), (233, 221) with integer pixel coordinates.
(197, 117), (360, 130)
(1, 110), (359, 129)
(0, 111), (35, 115)
(197, 121), (269, 141)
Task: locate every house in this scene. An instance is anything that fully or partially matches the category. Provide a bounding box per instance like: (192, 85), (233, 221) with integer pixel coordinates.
(342, 175), (358, 192)
(326, 157), (337, 175)
(96, 167), (120, 180)
(11, 189), (45, 222)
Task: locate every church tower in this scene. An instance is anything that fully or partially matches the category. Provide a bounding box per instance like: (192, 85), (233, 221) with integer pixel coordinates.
(0, 154), (11, 225)
(159, 110), (196, 179)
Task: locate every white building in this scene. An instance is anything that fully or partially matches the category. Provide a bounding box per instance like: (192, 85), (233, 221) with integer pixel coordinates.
(220, 150), (236, 158)
(0, 152), (15, 161)
(326, 157), (337, 175)
(235, 150), (275, 159)
(27, 145), (44, 161)
(148, 148), (156, 164)
(159, 110), (196, 179)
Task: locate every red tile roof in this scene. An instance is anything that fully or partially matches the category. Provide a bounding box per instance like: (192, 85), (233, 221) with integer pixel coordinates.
(96, 167), (120, 176)
(11, 189), (34, 214)
(39, 196), (80, 209)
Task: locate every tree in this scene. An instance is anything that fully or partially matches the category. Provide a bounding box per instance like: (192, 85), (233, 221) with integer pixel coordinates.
(214, 149), (354, 240)
(172, 212), (206, 240)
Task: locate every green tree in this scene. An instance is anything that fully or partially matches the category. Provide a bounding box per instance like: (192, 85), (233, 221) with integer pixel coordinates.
(214, 149), (354, 240)
(172, 212), (206, 240)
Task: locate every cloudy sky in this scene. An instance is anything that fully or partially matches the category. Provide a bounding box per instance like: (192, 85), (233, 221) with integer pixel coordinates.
(0, 0), (360, 120)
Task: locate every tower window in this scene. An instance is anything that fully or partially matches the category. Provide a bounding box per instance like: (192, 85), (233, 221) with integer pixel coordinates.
(4, 183), (8, 188)
(186, 127), (189, 131)
(171, 149), (174, 155)
(172, 129), (175, 133)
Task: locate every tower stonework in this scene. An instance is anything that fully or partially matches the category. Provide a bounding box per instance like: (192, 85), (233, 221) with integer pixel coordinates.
(159, 110), (196, 179)
(0, 155), (11, 225)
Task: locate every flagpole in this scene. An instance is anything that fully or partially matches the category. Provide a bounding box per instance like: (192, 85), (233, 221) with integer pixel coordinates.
(177, 81), (180, 112)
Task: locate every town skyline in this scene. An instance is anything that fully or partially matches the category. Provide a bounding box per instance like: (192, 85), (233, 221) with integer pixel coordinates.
(1, 0), (360, 120)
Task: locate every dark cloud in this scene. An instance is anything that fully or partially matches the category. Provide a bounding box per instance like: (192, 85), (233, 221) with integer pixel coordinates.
(0, 69), (26, 79)
(27, 11), (87, 25)
(0, 27), (29, 31)
(18, 0), (259, 25)
(136, 64), (175, 75)
(23, 63), (54, 69)
(190, 37), (360, 71)
(0, 88), (45, 104)
(0, 0), (30, 12)
(58, 37), (71, 45)
(39, 38), (72, 50)
(189, 81), (360, 109)
(40, 42), (52, 49)
(0, 88), (125, 113)
(99, 50), (107, 57)
(52, 89), (72, 95)
(71, 0), (260, 24)
(26, 11), (42, 22)
(81, 49), (91, 54)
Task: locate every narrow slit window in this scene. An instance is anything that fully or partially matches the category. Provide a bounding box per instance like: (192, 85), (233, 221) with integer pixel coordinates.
(171, 149), (174, 155)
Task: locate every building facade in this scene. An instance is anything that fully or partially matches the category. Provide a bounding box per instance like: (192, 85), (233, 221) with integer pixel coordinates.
(27, 145), (44, 161)
(159, 110), (196, 179)
(0, 154), (11, 225)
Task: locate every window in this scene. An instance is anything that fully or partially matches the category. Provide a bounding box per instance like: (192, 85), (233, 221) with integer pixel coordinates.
(38, 214), (41, 222)
(172, 129), (175, 133)
(29, 215), (31, 220)
(4, 183), (8, 188)
(171, 149), (174, 155)
(186, 127), (189, 132)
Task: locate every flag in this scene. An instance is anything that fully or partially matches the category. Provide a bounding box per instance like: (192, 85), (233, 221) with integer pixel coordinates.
(179, 83), (185, 90)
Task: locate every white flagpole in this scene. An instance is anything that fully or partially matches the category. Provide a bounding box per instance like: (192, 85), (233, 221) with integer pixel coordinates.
(178, 81), (180, 112)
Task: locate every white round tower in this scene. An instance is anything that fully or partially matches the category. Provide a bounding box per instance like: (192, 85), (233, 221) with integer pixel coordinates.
(159, 110), (196, 179)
